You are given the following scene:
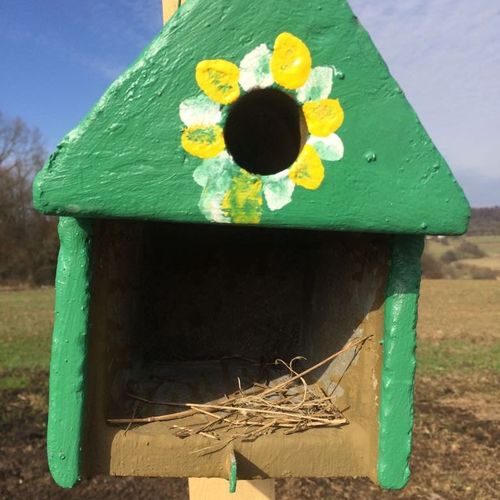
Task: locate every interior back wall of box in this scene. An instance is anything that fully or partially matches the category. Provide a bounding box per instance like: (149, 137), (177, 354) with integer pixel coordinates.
(83, 219), (388, 478)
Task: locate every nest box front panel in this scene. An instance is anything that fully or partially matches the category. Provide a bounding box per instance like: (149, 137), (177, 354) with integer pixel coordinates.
(47, 218), (423, 490)
(33, 0), (469, 234)
(36, 0), (464, 491)
(82, 220), (388, 482)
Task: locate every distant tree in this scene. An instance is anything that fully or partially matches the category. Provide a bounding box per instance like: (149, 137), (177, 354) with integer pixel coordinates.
(0, 112), (58, 285)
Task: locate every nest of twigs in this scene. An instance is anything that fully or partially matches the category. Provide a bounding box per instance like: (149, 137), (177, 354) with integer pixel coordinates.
(108, 336), (370, 454)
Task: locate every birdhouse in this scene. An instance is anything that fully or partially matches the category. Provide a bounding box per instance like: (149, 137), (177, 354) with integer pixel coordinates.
(33, 0), (470, 492)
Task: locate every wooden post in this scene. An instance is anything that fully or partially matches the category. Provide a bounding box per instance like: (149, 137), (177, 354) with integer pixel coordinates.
(162, 0), (186, 24)
(160, 1), (274, 497)
(188, 478), (275, 500)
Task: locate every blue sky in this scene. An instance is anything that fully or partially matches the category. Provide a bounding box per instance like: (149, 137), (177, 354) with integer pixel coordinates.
(1, 0), (499, 206)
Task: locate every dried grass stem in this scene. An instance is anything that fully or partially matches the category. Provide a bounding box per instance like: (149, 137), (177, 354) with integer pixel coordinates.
(107, 336), (371, 450)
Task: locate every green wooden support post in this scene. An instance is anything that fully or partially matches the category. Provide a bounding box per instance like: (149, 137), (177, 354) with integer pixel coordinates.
(47, 217), (92, 487)
(378, 235), (425, 488)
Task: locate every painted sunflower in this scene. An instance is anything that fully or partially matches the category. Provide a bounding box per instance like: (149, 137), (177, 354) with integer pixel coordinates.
(179, 32), (345, 224)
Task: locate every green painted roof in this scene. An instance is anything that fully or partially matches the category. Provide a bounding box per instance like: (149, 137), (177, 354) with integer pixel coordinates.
(33, 0), (470, 234)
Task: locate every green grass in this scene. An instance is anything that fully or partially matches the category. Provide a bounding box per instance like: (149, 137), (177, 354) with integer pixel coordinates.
(0, 284), (498, 391)
(417, 339), (500, 375)
(424, 239), (455, 260)
(0, 373), (30, 390)
(0, 288), (54, 372)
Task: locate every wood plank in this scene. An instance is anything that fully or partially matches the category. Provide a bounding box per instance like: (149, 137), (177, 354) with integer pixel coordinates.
(188, 478), (276, 500)
(162, 0), (186, 24)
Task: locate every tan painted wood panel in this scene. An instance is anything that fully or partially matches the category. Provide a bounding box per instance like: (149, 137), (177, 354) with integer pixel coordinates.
(189, 478), (276, 500)
(162, 0), (186, 24)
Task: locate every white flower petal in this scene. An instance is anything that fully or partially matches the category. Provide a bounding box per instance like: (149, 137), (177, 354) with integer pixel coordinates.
(239, 44), (274, 91)
(199, 190), (230, 223)
(296, 66), (334, 103)
(308, 134), (344, 162)
(179, 94), (222, 126)
(263, 170), (295, 211)
(193, 153), (238, 223)
(193, 152), (235, 187)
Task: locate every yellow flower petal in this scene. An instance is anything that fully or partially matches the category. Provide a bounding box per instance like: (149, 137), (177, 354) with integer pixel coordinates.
(222, 170), (263, 223)
(181, 125), (225, 159)
(270, 32), (312, 90)
(196, 59), (240, 105)
(302, 99), (344, 137)
(289, 145), (325, 190)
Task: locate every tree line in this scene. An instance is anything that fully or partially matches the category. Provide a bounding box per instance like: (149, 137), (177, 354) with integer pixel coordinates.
(468, 207), (500, 236)
(0, 112), (58, 285)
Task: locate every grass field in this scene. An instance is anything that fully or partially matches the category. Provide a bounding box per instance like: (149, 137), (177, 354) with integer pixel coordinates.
(460, 235), (500, 272)
(0, 289), (54, 381)
(1, 282), (499, 498)
(425, 234), (500, 278)
(426, 234), (500, 260)
(468, 235), (500, 256)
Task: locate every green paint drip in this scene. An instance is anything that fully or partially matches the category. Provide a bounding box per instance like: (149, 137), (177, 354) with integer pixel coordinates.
(47, 217), (92, 488)
(229, 451), (237, 494)
(378, 235), (424, 489)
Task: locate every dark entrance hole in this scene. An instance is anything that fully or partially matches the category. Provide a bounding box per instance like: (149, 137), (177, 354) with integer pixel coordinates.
(224, 88), (307, 176)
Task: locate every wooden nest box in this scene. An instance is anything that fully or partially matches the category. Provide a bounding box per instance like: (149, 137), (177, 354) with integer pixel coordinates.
(33, 0), (470, 491)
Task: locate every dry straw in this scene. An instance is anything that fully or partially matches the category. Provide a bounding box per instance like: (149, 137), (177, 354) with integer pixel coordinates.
(108, 336), (371, 453)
